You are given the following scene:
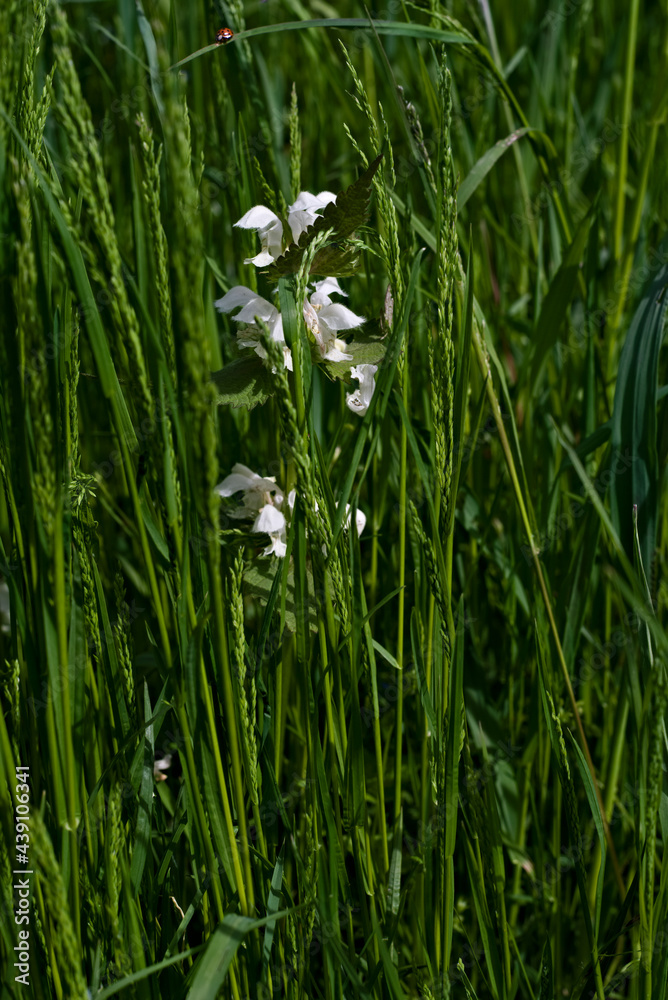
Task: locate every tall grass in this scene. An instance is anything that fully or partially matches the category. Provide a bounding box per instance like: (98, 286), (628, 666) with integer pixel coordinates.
(0, 0), (667, 998)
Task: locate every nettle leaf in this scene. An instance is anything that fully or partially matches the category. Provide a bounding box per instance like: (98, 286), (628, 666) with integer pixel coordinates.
(210, 355), (274, 409)
(264, 154), (382, 279)
(307, 241), (362, 278)
(322, 325), (387, 380)
(244, 563), (318, 634)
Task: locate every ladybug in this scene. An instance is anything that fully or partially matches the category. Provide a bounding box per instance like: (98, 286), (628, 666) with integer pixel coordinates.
(215, 27), (234, 44)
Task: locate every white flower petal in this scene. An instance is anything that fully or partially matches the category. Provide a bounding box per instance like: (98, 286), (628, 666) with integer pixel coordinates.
(244, 250), (278, 267)
(287, 209), (319, 243)
(252, 504), (286, 534)
(303, 300), (326, 354)
(319, 303), (366, 331)
(262, 532), (287, 557)
(314, 190), (337, 207)
(312, 277), (347, 298)
(289, 190), (336, 213)
(235, 205), (281, 230)
(235, 205), (286, 267)
(215, 286), (258, 313)
(214, 466), (259, 496)
(323, 345), (353, 362)
(340, 503), (366, 536)
(214, 464), (278, 498)
(287, 193), (337, 242)
(233, 297), (278, 325)
(309, 276), (347, 306)
(351, 363), (378, 381)
(346, 364), (378, 417)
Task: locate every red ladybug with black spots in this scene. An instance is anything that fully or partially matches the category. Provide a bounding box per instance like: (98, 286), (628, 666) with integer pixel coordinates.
(215, 27), (234, 44)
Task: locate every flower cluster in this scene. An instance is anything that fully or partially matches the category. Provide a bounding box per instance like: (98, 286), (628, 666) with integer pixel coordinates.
(215, 191), (379, 416)
(214, 188), (379, 559)
(215, 464), (366, 558)
(234, 191), (336, 267)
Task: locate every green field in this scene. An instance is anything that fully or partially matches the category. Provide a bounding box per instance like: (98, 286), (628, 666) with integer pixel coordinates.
(0, 0), (667, 997)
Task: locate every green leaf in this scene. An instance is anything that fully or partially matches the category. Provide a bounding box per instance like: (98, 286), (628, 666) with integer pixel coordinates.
(448, 235), (474, 537)
(371, 639), (401, 670)
(278, 277), (310, 415)
(264, 155), (382, 279)
(186, 910), (297, 999)
(529, 204), (594, 386)
(170, 21), (475, 72)
(95, 947), (203, 999)
(410, 608), (437, 734)
(135, 0), (164, 115)
(444, 596), (465, 859)
(610, 249), (668, 575)
(386, 810), (403, 965)
(463, 834), (505, 1000)
(370, 912), (408, 999)
(210, 354), (275, 408)
(314, 732), (350, 900)
(567, 730), (606, 940)
(244, 562), (318, 633)
(0, 111), (137, 449)
(305, 240), (362, 277)
(262, 842), (285, 978)
(537, 938), (554, 1000)
(322, 328), (387, 380)
(457, 128), (531, 210)
(139, 492), (171, 565)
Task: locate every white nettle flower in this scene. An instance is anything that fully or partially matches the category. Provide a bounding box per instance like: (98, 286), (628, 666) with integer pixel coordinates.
(254, 504), (287, 557)
(215, 464), (287, 557)
(215, 286), (293, 371)
(303, 278), (365, 363)
(346, 364), (378, 417)
(235, 191), (337, 267)
(214, 463), (283, 515)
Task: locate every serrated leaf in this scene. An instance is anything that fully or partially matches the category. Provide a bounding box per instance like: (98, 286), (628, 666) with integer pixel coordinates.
(307, 240), (361, 277)
(244, 562), (318, 633)
(210, 354), (275, 408)
(323, 328), (387, 379)
(264, 155), (382, 279)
